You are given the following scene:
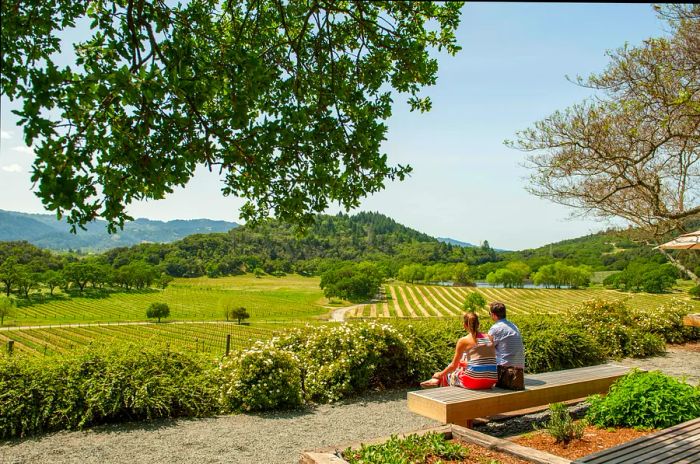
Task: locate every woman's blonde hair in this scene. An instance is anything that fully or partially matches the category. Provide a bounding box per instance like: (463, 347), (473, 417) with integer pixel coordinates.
(463, 312), (480, 340)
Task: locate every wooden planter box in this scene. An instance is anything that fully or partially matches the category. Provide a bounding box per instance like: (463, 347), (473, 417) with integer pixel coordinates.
(300, 424), (571, 464)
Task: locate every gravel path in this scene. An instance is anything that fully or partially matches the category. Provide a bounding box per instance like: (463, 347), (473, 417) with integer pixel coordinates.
(2, 344), (698, 464)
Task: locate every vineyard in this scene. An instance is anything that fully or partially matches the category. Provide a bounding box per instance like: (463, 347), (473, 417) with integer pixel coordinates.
(6, 275), (327, 326)
(0, 321), (323, 357)
(347, 284), (700, 318)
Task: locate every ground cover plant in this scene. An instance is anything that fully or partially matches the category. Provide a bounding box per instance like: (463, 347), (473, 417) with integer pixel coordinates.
(586, 370), (700, 429)
(343, 432), (467, 464)
(535, 402), (585, 444)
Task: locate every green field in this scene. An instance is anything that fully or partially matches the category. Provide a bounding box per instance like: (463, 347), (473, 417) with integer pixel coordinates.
(3, 276), (698, 357)
(6, 274), (328, 326)
(348, 284), (700, 318)
(0, 321), (323, 357)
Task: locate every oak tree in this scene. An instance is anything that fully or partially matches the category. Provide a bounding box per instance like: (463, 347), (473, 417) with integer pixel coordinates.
(2, 0), (463, 232)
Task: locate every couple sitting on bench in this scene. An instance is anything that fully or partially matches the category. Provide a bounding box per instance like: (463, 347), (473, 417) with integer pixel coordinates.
(420, 302), (525, 391)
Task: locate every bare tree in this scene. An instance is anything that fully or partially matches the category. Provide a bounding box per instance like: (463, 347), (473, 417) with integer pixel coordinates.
(507, 5), (700, 279)
(509, 5), (699, 235)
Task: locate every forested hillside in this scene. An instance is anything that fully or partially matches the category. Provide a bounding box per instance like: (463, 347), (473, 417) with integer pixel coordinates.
(102, 212), (500, 277)
(2, 212), (695, 294)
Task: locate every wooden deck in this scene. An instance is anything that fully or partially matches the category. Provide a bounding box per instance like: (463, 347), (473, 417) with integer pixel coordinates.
(574, 417), (700, 464)
(408, 364), (630, 425)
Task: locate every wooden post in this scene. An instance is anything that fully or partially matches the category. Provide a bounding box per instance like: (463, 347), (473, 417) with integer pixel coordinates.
(225, 334), (231, 356)
(7, 340), (13, 355)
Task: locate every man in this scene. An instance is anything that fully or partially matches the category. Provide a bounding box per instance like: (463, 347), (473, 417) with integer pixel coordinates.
(488, 301), (525, 390)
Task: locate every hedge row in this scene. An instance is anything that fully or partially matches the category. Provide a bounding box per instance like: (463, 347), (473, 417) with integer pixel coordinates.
(2, 298), (697, 438)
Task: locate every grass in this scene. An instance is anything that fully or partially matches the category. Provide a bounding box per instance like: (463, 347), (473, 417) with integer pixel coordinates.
(5, 274), (328, 326)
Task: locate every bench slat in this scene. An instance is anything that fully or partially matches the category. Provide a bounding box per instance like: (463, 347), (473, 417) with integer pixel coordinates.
(408, 363), (631, 424)
(574, 418), (700, 464)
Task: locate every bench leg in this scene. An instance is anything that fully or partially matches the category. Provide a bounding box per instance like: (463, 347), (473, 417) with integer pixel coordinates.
(465, 419), (473, 429)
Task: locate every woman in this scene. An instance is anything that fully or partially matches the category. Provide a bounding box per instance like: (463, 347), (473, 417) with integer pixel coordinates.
(420, 312), (498, 389)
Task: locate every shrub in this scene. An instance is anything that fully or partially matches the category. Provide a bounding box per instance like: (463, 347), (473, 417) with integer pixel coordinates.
(146, 302), (170, 322)
(623, 329), (666, 358)
(220, 343), (303, 412)
(524, 325), (605, 373)
(536, 402), (585, 444)
(462, 292), (486, 313)
(566, 299), (673, 358)
(631, 299), (696, 344)
(276, 323), (412, 402)
(0, 343), (220, 438)
(586, 370), (700, 429)
(689, 285), (700, 299)
(343, 432), (467, 464)
(392, 319), (461, 381)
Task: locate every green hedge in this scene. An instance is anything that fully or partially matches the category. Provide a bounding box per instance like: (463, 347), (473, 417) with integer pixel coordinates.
(0, 344), (220, 439)
(2, 297), (696, 439)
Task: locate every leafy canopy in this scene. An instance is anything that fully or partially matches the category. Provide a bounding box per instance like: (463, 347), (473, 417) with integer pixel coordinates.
(2, 0), (463, 232)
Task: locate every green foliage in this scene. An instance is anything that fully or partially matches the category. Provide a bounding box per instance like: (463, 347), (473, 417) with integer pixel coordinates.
(219, 344), (303, 412)
(604, 261), (679, 293)
(3, 1), (463, 231)
(586, 370), (700, 429)
(689, 285), (700, 299)
(277, 323), (413, 402)
(531, 262), (591, 288)
(486, 268), (520, 288)
(0, 296), (14, 325)
(320, 262), (384, 302)
(462, 292), (486, 313)
(522, 324), (605, 373)
(146, 302), (170, 322)
(388, 319), (461, 381)
(536, 402), (585, 444)
(629, 299), (695, 344)
(343, 432), (467, 464)
(0, 343), (220, 438)
(230, 307), (250, 325)
(566, 300), (669, 358)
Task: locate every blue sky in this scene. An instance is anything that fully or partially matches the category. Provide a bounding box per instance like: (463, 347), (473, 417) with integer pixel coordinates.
(0, 3), (665, 250)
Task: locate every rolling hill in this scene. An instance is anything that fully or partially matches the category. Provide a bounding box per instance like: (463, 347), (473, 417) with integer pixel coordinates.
(0, 209), (238, 251)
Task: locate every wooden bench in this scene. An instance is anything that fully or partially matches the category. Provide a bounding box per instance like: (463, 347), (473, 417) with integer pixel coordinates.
(574, 417), (700, 463)
(408, 363), (631, 427)
(683, 313), (700, 327)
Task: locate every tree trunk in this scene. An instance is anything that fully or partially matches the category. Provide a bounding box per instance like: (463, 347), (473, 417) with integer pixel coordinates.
(657, 248), (700, 284)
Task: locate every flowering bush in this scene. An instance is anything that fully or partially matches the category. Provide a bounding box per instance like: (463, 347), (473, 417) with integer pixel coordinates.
(220, 343), (303, 412)
(629, 299), (696, 344)
(566, 299), (676, 358)
(276, 322), (412, 402)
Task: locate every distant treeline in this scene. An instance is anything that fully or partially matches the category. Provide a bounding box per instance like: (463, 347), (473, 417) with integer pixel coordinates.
(1, 212), (697, 299)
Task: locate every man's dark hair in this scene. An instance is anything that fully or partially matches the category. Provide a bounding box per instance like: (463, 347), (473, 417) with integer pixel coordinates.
(489, 301), (507, 319)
